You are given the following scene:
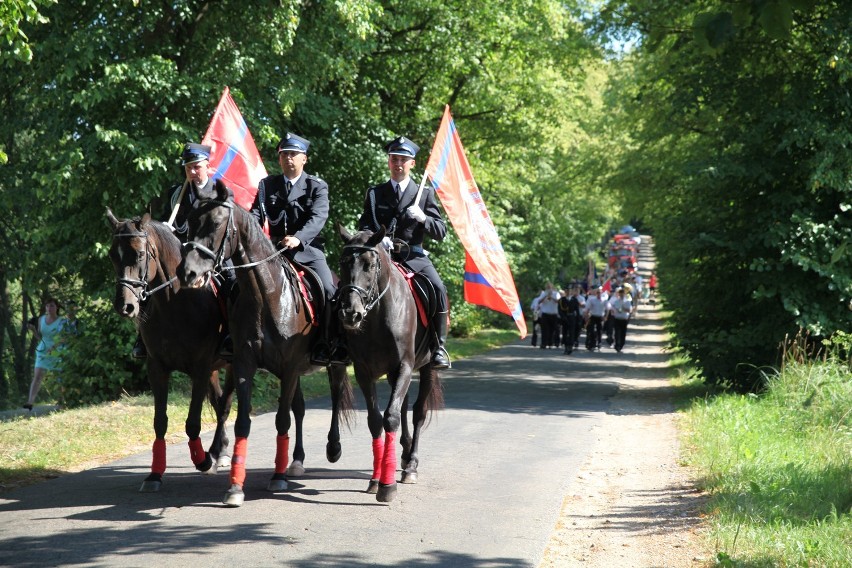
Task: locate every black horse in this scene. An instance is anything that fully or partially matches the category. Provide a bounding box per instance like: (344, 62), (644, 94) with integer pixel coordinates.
(107, 210), (235, 492)
(177, 181), (354, 507)
(336, 224), (444, 503)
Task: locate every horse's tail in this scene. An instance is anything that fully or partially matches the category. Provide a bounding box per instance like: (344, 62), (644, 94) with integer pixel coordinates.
(208, 363), (236, 419)
(331, 368), (356, 430)
(421, 366), (445, 428)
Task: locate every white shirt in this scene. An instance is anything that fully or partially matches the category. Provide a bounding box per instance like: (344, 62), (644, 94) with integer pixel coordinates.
(610, 297), (633, 320)
(536, 289), (560, 315)
(584, 295), (607, 318)
(391, 177), (410, 196)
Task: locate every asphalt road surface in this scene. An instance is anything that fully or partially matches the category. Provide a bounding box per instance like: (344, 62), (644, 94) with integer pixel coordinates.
(0, 338), (629, 567)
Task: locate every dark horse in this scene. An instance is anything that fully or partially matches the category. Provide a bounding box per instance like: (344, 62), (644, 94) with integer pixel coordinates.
(336, 224), (444, 503)
(177, 181), (354, 507)
(107, 210), (235, 492)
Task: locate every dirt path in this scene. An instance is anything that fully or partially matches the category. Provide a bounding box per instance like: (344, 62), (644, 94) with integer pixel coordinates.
(540, 238), (711, 567)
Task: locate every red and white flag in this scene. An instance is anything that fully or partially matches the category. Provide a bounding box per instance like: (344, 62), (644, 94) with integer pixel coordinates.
(425, 106), (526, 338)
(201, 87), (267, 211)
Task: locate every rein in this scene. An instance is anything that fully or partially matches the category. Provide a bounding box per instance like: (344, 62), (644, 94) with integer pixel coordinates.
(113, 229), (177, 301)
(182, 199), (287, 274)
(339, 244), (392, 314)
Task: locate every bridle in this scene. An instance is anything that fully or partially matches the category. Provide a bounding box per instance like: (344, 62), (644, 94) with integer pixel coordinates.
(182, 199), (236, 278)
(113, 228), (176, 302)
(182, 199), (287, 277)
(338, 243), (392, 314)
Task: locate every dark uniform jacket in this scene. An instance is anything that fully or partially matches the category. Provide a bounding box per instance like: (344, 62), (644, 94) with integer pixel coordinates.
(249, 172), (329, 265)
(356, 178), (446, 270)
(166, 178), (233, 243)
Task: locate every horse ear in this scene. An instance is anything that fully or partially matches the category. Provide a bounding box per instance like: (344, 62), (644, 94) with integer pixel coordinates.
(365, 226), (385, 248)
(141, 212), (152, 226)
(337, 222), (353, 243)
(216, 179), (229, 201)
(106, 208), (119, 229)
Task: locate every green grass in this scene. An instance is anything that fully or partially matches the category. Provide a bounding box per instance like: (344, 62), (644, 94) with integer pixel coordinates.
(681, 353), (852, 567)
(0, 327), (518, 492)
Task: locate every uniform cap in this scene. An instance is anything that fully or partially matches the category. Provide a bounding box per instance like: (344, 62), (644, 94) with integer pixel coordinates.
(277, 133), (310, 154)
(181, 143), (212, 165)
(384, 136), (419, 158)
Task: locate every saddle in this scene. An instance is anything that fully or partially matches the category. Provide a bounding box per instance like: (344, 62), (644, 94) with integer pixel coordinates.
(283, 258), (324, 327)
(392, 260), (437, 328)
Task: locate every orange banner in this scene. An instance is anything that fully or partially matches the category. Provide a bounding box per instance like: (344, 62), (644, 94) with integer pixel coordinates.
(425, 106), (526, 337)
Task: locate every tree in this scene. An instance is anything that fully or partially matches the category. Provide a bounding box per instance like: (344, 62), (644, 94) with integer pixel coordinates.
(594, 0), (852, 386)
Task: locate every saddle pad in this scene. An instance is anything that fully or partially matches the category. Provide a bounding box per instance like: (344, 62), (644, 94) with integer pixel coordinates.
(392, 262), (430, 327)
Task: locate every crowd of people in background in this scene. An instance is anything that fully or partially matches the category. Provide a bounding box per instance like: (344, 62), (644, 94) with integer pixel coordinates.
(23, 298), (80, 410)
(530, 265), (652, 355)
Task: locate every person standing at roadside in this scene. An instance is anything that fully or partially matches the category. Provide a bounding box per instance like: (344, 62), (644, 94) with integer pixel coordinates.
(23, 298), (67, 410)
(609, 287), (633, 352)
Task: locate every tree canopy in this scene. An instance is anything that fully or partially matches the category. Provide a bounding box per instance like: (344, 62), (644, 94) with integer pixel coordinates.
(1, 1), (617, 403)
(4, 0), (849, 403)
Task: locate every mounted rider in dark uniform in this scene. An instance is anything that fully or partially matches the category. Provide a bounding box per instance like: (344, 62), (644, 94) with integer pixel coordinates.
(356, 136), (451, 369)
(249, 133), (348, 366)
(133, 142), (235, 359)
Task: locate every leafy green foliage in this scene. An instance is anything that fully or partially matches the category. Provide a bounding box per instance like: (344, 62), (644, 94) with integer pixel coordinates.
(594, 0), (852, 387)
(0, 1), (614, 404)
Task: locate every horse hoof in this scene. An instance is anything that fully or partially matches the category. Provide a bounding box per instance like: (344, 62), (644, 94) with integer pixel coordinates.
(376, 482), (397, 503)
(217, 455), (231, 469)
(326, 442), (342, 463)
(286, 460), (305, 477)
(204, 461), (218, 475)
(139, 479), (162, 492)
(196, 453), (215, 474)
(401, 471), (417, 484)
(366, 479), (380, 494)
(267, 474), (289, 492)
(223, 484), (245, 507)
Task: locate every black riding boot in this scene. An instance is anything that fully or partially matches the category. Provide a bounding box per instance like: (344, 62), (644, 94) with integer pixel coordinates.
(132, 334), (147, 359)
(430, 311), (452, 370)
(311, 304), (351, 366)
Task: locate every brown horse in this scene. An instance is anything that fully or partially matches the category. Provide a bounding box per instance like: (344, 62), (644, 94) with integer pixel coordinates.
(107, 210), (234, 492)
(176, 181), (354, 507)
(336, 224), (444, 503)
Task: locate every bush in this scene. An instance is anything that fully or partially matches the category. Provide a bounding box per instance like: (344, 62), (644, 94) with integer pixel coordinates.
(59, 302), (147, 407)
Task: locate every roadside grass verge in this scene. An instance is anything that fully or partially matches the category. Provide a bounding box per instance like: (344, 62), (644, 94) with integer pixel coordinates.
(678, 344), (852, 567)
(0, 328), (518, 492)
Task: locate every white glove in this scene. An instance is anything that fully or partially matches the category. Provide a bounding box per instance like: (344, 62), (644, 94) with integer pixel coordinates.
(381, 236), (393, 250)
(407, 205), (427, 223)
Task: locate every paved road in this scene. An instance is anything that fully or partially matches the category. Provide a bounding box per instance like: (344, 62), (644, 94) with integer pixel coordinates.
(0, 336), (642, 567)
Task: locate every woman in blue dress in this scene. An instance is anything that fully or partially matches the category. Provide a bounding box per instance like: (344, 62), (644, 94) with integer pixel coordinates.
(24, 298), (67, 410)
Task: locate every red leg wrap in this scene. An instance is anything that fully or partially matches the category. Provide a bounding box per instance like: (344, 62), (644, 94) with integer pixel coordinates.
(188, 437), (205, 465)
(230, 436), (248, 486)
(371, 437), (384, 480)
(274, 434), (290, 474)
(151, 438), (166, 475)
(380, 431), (397, 485)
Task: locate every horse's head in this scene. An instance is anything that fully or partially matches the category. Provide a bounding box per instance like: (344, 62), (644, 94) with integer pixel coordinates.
(107, 208), (156, 318)
(336, 223), (388, 331)
(177, 180), (235, 289)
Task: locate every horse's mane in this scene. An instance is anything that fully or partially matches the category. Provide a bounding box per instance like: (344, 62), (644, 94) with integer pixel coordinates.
(232, 203), (277, 259)
(142, 217), (182, 270)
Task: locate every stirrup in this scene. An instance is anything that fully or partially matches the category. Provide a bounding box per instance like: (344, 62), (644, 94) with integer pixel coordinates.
(310, 343), (331, 366)
(431, 347), (451, 370)
(132, 337), (147, 359)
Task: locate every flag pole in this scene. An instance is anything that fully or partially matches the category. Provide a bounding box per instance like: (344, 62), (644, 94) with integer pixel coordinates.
(165, 180), (189, 230)
(413, 174), (429, 208)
